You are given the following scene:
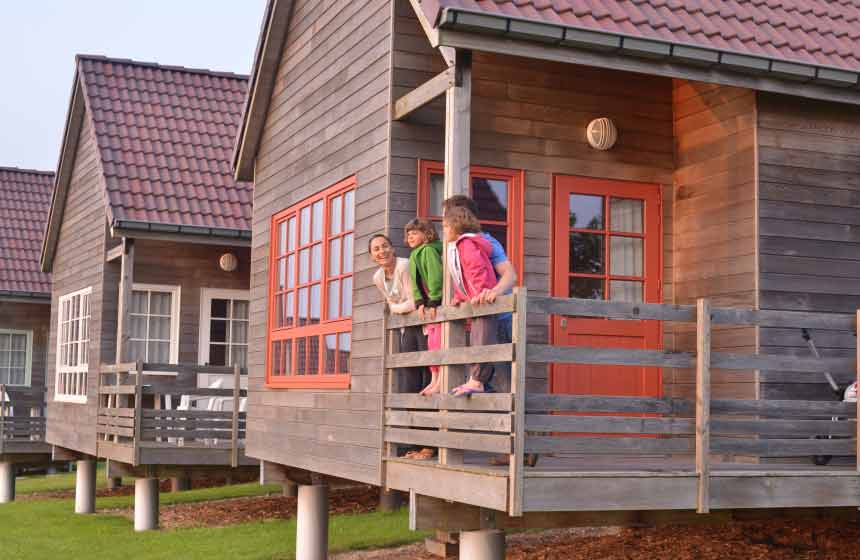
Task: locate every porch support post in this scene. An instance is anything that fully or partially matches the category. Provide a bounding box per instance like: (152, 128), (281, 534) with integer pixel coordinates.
(134, 477), (159, 531)
(106, 476), (123, 490)
(459, 529), (505, 559)
(74, 459), (96, 514)
(379, 487), (404, 512)
(0, 462), (15, 503)
(170, 476), (191, 492)
(115, 237), (135, 364)
(440, 49), (472, 466)
(282, 482), (298, 498)
(695, 298), (711, 514)
(296, 484), (328, 560)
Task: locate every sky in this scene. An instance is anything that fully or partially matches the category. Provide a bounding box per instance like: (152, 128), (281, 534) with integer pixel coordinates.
(0, 1), (267, 171)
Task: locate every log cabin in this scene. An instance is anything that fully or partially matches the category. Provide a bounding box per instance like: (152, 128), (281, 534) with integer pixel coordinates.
(40, 55), (255, 529)
(233, 1), (860, 556)
(0, 167), (54, 502)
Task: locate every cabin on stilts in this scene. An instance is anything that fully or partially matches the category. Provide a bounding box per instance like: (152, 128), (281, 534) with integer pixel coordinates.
(0, 167), (55, 502)
(40, 55), (256, 529)
(234, 0), (860, 557)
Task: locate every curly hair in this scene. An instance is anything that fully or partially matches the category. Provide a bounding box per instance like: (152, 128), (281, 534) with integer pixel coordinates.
(404, 218), (438, 243)
(443, 206), (482, 236)
(442, 194), (479, 218)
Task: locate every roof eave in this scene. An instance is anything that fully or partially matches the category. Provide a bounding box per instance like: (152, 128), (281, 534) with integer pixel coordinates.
(112, 220), (252, 247)
(0, 291), (52, 304)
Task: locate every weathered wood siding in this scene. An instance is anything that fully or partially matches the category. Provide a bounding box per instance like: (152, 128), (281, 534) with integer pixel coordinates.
(670, 81), (758, 401)
(45, 116), (107, 456)
(245, 0), (393, 485)
(0, 300), (51, 389)
(758, 93), (860, 401)
(390, 1), (674, 395)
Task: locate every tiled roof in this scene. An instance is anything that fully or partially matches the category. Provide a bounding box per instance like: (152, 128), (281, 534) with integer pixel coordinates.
(0, 168), (53, 296)
(424, 0), (860, 71)
(77, 56), (252, 233)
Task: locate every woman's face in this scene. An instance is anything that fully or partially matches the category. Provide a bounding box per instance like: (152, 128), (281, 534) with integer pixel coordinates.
(369, 236), (395, 268)
(406, 229), (428, 248)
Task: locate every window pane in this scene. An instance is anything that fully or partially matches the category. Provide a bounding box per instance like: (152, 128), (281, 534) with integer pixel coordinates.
(472, 177), (508, 222)
(233, 300), (249, 320)
(300, 206), (311, 245)
(10, 368), (25, 386)
(429, 174), (444, 216)
(285, 292), (295, 328)
(10, 351), (25, 368)
(131, 291), (147, 314)
(271, 341), (282, 376)
(149, 341), (170, 363)
(609, 237), (643, 276)
(210, 319), (228, 343)
(341, 277), (353, 318)
(329, 238), (341, 276)
(288, 217), (297, 251)
(610, 280), (643, 303)
(312, 200), (324, 242)
(310, 284), (321, 325)
(338, 333), (351, 374)
(311, 244), (322, 281)
(130, 340), (146, 362)
(287, 254), (296, 289)
(308, 336), (319, 375)
(570, 233), (604, 274)
(569, 194), (603, 229)
(298, 287), (308, 324)
(284, 339), (292, 375)
(299, 248), (310, 283)
(610, 198), (643, 233)
(130, 316), (147, 339)
(0, 334), (10, 353)
(277, 258), (286, 290)
(327, 280), (340, 320)
(570, 277), (604, 300)
(232, 346), (247, 369)
(274, 294), (284, 328)
(211, 299), (229, 318)
(210, 344), (227, 366)
(296, 337), (307, 375)
(232, 321), (248, 344)
(324, 334), (337, 374)
(344, 190), (355, 230)
(343, 234), (353, 274)
(278, 221), (287, 255)
(151, 292), (171, 315)
(149, 316), (171, 340)
(11, 334), (26, 352)
(330, 195), (342, 235)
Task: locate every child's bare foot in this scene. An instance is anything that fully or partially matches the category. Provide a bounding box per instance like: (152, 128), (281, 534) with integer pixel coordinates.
(451, 379), (484, 396)
(421, 380), (441, 395)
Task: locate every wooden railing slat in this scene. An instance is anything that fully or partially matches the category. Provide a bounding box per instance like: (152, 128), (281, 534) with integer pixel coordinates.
(525, 415), (694, 434)
(386, 343), (513, 369)
(384, 427), (512, 454)
(385, 393), (513, 411)
(385, 410), (512, 432)
(525, 436), (694, 455)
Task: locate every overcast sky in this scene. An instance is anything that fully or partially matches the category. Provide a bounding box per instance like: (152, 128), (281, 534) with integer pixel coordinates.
(0, 1), (266, 171)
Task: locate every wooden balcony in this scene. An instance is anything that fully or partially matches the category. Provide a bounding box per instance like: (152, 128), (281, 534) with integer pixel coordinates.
(97, 362), (255, 468)
(0, 385), (50, 461)
(383, 289), (860, 518)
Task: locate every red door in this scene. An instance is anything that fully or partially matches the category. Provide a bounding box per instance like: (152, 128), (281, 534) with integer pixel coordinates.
(551, 175), (662, 399)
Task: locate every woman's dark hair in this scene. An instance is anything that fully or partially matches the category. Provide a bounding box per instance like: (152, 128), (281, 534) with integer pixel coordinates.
(367, 233), (392, 253)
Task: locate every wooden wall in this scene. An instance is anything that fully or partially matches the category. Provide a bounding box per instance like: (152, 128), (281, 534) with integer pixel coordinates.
(390, 1), (675, 395)
(45, 116), (106, 456)
(670, 81), (758, 400)
(245, 0), (393, 485)
(757, 93), (860, 400)
(0, 300), (51, 389)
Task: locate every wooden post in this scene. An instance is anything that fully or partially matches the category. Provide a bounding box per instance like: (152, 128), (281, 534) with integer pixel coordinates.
(133, 359), (144, 467)
(856, 310), (859, 474)
(231, 362), (241, 468)
(509, 288), (527, 516)
(115, 237), (135, 363)
(695, 298), (711, 514)
(439, 49), (472, 467)
(0, 385), (6, 456)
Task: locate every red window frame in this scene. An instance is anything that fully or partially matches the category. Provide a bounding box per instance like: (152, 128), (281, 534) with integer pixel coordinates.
(266, 176), (355, 389)
(417, 161), (524, 279)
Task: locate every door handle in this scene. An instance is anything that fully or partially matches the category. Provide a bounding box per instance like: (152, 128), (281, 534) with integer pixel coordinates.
(560, 318), (567, 328)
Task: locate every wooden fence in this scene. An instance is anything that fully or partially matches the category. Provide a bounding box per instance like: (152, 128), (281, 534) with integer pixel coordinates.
(97, 361), (246, 467)
(0, 385), (47, 454)
(382, 289), (860, 516)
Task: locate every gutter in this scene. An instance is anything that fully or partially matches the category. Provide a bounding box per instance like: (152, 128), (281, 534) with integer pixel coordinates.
(0, 291), (51, 302)
(112, 219), (252, 241)
(438, 8), (860, 89)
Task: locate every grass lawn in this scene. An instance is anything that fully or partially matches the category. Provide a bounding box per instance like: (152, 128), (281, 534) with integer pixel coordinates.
(16, 463), (130, 495)
(3, 481), (425, 559)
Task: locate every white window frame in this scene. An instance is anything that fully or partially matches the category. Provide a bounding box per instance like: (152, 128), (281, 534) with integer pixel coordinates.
(55, 286), (92, 404)
(0, 329), (33, 387)
(130, 283), (181, 368)
(198, 288), (250, 367)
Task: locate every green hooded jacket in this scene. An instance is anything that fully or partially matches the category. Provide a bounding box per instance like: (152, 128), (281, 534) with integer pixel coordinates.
(408, 240), (443, 307)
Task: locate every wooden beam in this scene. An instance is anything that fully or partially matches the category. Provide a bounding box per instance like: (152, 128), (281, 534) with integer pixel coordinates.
(392, 67), (456, 121)
(105, 243), (124, 262)
(231, 363), (241, 468)
(115, 238), (134, 364)
(509, 288), (527, 517)
(856, 309), (859, 474)
(696, 298), (711, 514)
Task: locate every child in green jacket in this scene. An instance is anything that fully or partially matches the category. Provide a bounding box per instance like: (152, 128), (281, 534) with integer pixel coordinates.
(405, 218), (443, 396)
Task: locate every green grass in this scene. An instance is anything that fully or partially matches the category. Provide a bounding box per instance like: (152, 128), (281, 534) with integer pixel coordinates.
(2, 484), (425, 559)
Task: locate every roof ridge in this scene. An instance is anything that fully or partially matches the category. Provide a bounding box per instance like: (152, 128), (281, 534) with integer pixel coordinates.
(76, 54), (249, 81)
(0, 166), (55, 176)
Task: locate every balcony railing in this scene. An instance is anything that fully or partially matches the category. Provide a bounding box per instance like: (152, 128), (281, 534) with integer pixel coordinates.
(0, 385), (47, 455)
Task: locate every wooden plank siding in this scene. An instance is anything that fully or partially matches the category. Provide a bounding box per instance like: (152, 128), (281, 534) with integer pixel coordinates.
(757, 93), (860, 401)
(45, 116), (106, 456)
(0, 301), (50, 390)
(245, 0), (394, 485)
(670, 80), (758, 401)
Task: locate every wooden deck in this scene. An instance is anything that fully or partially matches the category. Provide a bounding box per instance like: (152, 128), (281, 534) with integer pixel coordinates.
(382, 290), (860, 516)
(96, 362), (255, 469)
(0, 385), (51, 463)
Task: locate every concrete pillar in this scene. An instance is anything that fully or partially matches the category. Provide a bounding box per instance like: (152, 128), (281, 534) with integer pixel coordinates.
(0, 462), (15, 503)
(460, 530), (505, 560)
(170, 476), (191, 492)
(296, 484), (328, 560)
(134, 478), (159, 531)
(74, 460), (96, 514)
(379, 488), (404, 512)
(282, 482), (298, 498)
(106, 477), (123, 490)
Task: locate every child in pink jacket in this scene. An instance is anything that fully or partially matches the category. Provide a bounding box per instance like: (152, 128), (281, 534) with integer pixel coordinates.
(443, 207), (499, 396)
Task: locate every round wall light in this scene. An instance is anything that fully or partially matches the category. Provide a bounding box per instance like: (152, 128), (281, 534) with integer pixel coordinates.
(219, 252), (239, 272)
(586, 117), (618, 151)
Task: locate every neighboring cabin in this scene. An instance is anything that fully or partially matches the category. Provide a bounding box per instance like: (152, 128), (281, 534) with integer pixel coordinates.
(39, 56), (255, 523)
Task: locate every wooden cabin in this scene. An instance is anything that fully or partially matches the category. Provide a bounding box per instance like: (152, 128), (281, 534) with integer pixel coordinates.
(0, 167), (54, 502)
(233, 0), (860, 556)
(40, 55), (255, 527)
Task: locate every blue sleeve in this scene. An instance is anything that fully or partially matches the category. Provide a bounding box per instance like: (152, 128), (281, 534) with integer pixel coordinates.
(482, 232), (508, 267)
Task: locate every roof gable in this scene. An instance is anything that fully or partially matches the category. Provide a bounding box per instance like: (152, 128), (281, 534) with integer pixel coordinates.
(0, 168), (53, 297)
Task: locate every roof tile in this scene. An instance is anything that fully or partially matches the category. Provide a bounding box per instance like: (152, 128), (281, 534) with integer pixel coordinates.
(0, 168), (53, 295)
